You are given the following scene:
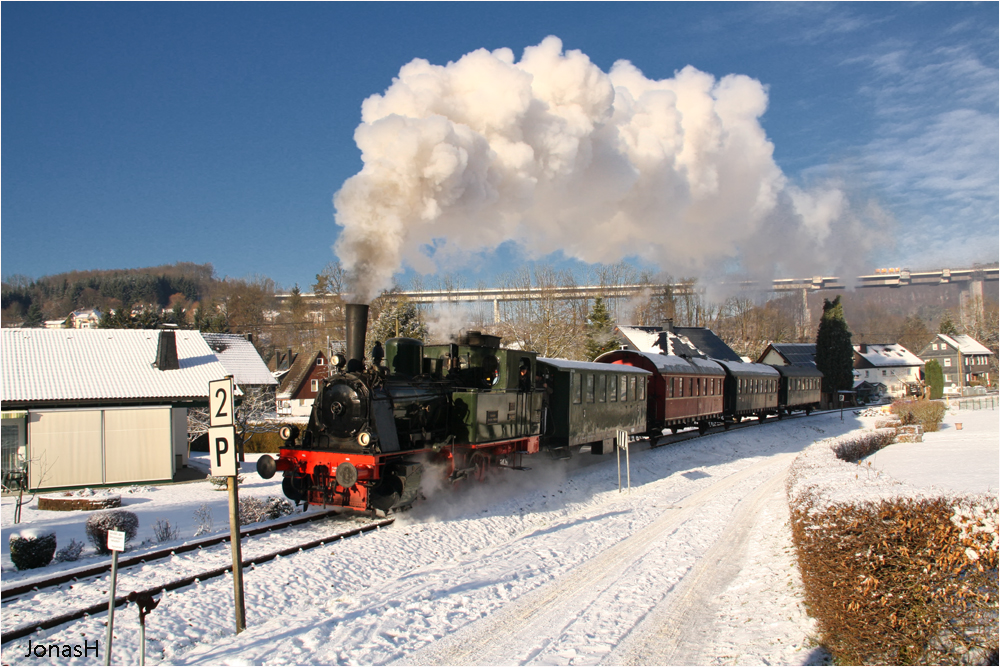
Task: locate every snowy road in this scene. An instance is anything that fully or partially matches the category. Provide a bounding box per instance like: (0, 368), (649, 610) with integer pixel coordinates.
(3, 414), (854, 665)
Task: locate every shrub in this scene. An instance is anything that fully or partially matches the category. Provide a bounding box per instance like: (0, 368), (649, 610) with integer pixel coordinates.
(152, 519), (179, 543)
(831, 428), (896, 462)
(209, 474), (244, 489)
(243, 431), (284, 453)
(54, 538), (85, 563)
(238, 495), (294, 526)
(86, 510), (139, 555)
(192, 503), (214, 537)
(790, 495), (998, 665)
(9, 530), (57, 570)
(891, 399), (947, 432)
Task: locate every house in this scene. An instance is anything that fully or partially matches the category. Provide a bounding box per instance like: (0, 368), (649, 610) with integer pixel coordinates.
(853, 343), (924, 398)
(276, 351), (330, 417)
(1, 328), (232, 490)
(69, 308), (103, 329)
(917, 334), (994, 391)
(757, 343), (817, 367)
(614, 321), (743, 362)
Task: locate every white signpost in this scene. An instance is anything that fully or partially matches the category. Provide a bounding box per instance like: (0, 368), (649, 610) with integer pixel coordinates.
(104, 530), (126, 665)
(209, 377), (246, 633)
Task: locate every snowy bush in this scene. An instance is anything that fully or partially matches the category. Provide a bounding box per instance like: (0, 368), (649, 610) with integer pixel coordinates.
(891, 398), (946, 432)
(788, 431), (999, 664)
(152, 519), (179, 543)
(86, 510), (139, 555)
(192, 503), (214, 537)
(54, 538), (85, 563)
(830, 428), (896, 463)
(238, 495), (294, 526)
(209, 475), (244, 489)
(10, 530), (57, 570)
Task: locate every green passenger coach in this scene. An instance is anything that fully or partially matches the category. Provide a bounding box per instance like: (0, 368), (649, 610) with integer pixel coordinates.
(537, 357), (650, 456)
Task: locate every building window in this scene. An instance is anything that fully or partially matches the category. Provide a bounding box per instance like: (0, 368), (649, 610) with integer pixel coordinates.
(944, 358), (952, 367)
(311, 379), (319, 392)
(317, 357), (325, 365)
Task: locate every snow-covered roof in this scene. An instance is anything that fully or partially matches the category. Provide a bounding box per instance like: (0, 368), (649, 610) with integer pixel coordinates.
(201, 333), (277, 387)
(854, 343), (923, 368)
(712, 359), (780, 378)
(538, 357), (651, 375)
(596, 350), (725, 376)
(937, 334), (993, 356)
(614, 326), (701, 357)
(2, 328), (233, 405)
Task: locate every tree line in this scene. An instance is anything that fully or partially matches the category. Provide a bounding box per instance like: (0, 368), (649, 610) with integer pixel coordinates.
(4, 260), (997, 380)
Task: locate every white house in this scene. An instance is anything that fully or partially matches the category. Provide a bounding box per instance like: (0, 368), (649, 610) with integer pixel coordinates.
(853, 343), (924, 398)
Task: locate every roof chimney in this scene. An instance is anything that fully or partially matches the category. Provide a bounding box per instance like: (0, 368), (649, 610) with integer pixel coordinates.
(662, 318), (674, 333)
(155, 330), (180, 371)
(859, 343), (867, 354)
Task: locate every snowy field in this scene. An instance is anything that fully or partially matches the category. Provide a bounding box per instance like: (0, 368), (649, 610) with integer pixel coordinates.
(1, 403), (996, 665)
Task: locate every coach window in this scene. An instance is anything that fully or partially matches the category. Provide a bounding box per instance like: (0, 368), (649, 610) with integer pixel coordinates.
(639, 377), (645, 400)
(586, 374), (595, 403)
(609, 375), (618, 402)
(598, 375), (607, 402)
(621, 375), (629, 402)
(572, 373), (582, 404)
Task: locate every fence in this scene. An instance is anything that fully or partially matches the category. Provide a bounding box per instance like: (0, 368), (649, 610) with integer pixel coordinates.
(955, 395), (998, 411)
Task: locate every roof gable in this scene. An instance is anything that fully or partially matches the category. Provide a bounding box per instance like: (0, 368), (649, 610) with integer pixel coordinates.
(277, 350), (327, 399)
(201, 333), (277, 387)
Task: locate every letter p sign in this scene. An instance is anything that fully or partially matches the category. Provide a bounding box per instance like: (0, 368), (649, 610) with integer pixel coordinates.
(209, 426), (238, 477)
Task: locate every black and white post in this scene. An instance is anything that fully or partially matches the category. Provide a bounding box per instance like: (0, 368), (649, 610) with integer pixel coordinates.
(209, 376), (246, 634)
(616, 430), (630, 493)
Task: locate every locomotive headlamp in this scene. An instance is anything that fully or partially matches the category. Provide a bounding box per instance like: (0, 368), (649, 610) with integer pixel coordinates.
(279, 425), (299, 442)
(331, 353), (347, 369)
(357, 431), (371, 447)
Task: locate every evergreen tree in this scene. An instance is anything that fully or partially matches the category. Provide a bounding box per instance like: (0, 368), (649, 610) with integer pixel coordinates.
(815, 296), (854, 395)
(23, 302), (44, 328)
(368, 300), (427, 358)
(584, 297), (620, 361)
(939, 311), (959, 336)
(924, 359), (944, 400)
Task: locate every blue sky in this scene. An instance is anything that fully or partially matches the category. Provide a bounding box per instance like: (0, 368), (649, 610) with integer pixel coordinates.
(2, 2), (997, 293)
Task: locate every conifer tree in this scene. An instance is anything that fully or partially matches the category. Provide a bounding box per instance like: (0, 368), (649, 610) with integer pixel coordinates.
(939, 311), (959, 336)
(924, 359), (944, 399)
(814, 296), (854, 395)
(584, 297), (619, 361)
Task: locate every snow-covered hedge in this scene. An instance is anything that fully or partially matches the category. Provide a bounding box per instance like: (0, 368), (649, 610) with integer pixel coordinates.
(10, 529), (57, 570)
(787, 431), (998, 665)
(86, 510), (139, 555)
(238, 495), (294, 526)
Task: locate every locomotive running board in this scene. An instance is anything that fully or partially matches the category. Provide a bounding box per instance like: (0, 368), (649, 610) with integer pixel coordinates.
(496, 464), (531, 471)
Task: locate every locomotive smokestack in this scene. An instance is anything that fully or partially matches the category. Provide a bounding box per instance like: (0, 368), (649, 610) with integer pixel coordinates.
(345, 303), (370, 371)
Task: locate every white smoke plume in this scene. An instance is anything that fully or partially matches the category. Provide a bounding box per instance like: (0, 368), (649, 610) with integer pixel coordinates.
(334, 36), (886, 302)
(424, 302), (477, 343)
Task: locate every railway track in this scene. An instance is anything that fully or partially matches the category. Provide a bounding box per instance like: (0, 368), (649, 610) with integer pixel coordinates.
(1, 517), (394, 644)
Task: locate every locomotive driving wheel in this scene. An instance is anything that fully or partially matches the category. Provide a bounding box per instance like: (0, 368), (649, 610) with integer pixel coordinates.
(471, 452), (490, 482)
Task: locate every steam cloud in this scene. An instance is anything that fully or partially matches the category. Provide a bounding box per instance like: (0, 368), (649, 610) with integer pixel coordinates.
(334, 36), (885, 302)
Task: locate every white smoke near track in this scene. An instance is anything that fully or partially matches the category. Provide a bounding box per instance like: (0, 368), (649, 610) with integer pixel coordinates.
(334, 36), (886, 302)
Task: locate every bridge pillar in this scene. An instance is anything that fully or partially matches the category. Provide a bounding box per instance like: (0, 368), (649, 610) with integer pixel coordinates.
(494, 298), (500, 324)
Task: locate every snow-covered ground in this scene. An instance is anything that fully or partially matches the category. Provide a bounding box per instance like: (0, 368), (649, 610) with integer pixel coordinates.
(1, 403), (996, 666)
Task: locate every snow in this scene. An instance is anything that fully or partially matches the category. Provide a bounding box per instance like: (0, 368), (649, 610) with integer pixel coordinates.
(2, 404), (997, 665)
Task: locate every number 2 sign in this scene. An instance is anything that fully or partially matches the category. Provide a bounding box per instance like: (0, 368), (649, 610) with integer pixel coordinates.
(209, 378), (235, 427)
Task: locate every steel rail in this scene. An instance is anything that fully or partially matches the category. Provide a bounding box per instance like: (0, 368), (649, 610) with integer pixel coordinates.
(0, 518), (394, 644)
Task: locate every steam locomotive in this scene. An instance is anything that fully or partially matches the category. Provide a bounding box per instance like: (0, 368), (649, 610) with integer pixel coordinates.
(257, 304), (821, 513)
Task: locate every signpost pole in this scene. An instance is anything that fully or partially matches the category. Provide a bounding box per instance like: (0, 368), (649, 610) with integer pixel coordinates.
(103, 530), (125, 666)
(228, 474), (246, 633)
